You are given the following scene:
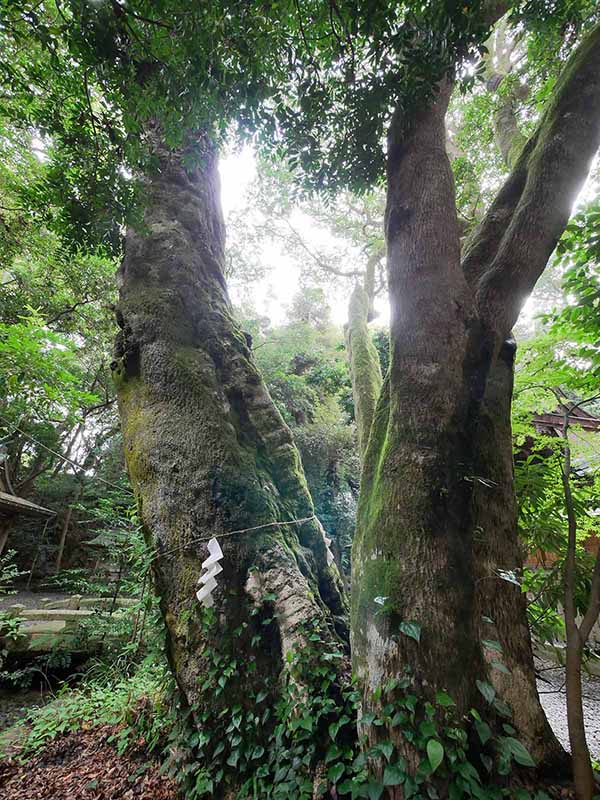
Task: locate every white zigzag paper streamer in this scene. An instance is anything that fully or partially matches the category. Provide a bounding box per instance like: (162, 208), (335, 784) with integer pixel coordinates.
(196, 537), (224, 608)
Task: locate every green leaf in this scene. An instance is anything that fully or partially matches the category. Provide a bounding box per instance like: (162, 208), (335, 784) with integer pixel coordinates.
(493, 697), (512, 718)
(480, 753), (493, 773)
(383, 762), (406, 786)
(482, 639), (503, 653)
(435, 691), (455, 707)
(327, 762), (345, 784)
(502, 736), (536, 768)
(475, 680), (496, 704)
(419, 720), (437, 738)
(491, 660), (511, 675)
(474, 720), (491, 745)
(367, 781), (384, 800)
(426, 740), (444, 773)
(399, 621), (421, 643)
(298, 715), (314, 731)
(360, 712), (377, 726)
(377, 740), (394, 761)
(325, 744), (341, 763)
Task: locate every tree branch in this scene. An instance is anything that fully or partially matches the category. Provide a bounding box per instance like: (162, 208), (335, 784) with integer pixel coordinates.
(462, 23), (600, 333)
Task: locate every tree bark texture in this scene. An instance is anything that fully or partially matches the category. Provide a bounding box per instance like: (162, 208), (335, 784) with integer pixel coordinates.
(353, 79), (486, 724)
(471, 27), (564, 766)
(471, 338), (563, 765)
(352, 22), (600, 783)
(345, 278), (383, 461)
(113, 133), (348, 739)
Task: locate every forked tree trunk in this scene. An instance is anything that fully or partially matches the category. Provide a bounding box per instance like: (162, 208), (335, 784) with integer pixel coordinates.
(351, 21), (600, 789)
(112, 131), (348, 790)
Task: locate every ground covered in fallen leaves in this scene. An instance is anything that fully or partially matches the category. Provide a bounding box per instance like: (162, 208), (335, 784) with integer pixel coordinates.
(0, 725), (178, 799)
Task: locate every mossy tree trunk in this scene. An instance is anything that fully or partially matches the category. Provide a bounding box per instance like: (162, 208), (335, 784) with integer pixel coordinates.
(352, 23), (600, 784)
(112, 130), (348, 792)
(345, 253), (383, 460)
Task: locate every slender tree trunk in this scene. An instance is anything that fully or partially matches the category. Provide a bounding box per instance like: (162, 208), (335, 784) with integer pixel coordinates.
(561, 418), (596, 799)
(113, 130), (348, 792)
(55, 502), (75, 573)
(565, 637), (593, 799)
(345, 258), (383, 460)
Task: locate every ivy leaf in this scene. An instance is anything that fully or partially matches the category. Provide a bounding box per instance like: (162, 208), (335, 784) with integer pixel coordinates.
(329, 715), (350, 739)
(502, 737), (536, 768)
(360, 712), (377, 727)
(367, 780), (384, 800)
(480, 753), (493, 773)
(327, 762), (345, 784)
(491, 660), (511, 675)
(474, 719), (491, 745)
(383, 762), (405, 786)
(493, 697), (513, 718)
(435, 691), (455, 707)
(325, 744), (342, 763)
(419, 720), (437, 738)
(399, 621), (421, 643)
(426, 739), (444, 773)
(475, 680), (496, 704)
(377, 740), (394, 761)
(481, 639), (503, 653)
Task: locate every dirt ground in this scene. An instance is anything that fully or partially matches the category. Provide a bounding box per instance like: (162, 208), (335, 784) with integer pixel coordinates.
(0, 725), (177, 800)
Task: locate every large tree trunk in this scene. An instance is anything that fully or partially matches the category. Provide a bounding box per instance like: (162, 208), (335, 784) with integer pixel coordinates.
(352, 80), (487, 747)
(353, 22), (600, 788)
(112, 131), (348, 793)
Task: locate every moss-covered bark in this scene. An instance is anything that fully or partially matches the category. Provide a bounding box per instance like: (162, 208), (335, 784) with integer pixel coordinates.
(345, 278), (382, 460)
(352, 82), (487, 759)
(352, 24), (600, 788)
(112, 131), (348, 790)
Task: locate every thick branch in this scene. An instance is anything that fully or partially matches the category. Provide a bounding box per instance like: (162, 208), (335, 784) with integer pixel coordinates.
(462, 23), (600, 332)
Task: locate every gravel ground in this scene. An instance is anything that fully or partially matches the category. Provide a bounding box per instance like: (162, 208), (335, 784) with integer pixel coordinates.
(537, 658), (600, 759)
